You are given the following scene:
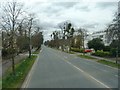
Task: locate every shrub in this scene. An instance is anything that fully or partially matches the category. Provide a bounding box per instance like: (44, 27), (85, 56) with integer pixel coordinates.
(103, 46), (111, 51)
(80, 48), (84, 53)
(70, 48), (80, 52)
(70, 48), (84, 53)
(92, 50), (111, 57)
(110, 48), (120, 57)
(110, 48), (117, 57)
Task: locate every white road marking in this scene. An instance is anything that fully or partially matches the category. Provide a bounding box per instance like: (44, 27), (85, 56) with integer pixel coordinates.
(22, 55), (39, 88)
(65, 61), (84, 73)
(53, 52), (110, 88)
(62, 59), (111, 88)
(53, 50), (118, 89)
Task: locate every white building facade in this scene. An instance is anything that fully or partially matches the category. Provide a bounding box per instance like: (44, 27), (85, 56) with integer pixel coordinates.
(84, 30), (110, 48)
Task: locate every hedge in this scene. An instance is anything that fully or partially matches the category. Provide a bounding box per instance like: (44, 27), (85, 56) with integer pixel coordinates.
(92, 50), (111, 57)
(70, 48), (84, 53)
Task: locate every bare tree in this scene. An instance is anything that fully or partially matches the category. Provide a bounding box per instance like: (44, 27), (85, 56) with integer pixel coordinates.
(31, 27), (43, 50)
(77, 28), (88, 54)
(28, 17), (33, 58)
(0, 1), (24, 75)
(106, 12), (120, 63)
(26, 14), (37, 58)
(57, 21), (75, 51)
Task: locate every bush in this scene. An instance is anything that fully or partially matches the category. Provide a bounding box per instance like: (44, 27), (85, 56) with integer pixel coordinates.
(92, 50), (111, 57)
(70, 48), (80, 52)
(103, 46), (111, 51)
(70, 48), (84, 53)
(110, 48), (117, 57)
(80, 48), (84, 53)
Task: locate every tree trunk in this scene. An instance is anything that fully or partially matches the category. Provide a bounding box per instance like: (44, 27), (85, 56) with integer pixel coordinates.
(29, 44), (31, 58)
(83, 34), (85, 55)
(69, 38), (71, 52)
(116, 47), (118, 64)
(12, 55), (15, 75)
(28, 18), (33, 58)
(11, 31), (15, 75)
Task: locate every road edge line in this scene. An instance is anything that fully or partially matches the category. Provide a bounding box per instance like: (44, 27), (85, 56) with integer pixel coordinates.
(21, 50), (41, 88)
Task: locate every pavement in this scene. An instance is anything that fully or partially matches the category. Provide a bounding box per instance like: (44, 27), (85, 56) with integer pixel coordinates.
(2, 53), (28, 77)
(0, 49), (37, 89)
(1, 49), (37, 77)
(22, 46), (119, 88)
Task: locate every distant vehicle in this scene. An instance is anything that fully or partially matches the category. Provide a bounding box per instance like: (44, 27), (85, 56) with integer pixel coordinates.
(84, 49), (95, 53)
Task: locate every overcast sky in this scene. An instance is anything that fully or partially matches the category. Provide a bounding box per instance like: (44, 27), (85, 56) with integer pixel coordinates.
(0, 0), (119, 41)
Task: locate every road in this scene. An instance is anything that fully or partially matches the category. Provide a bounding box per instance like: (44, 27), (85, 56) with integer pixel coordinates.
(23, 46), (118, 88)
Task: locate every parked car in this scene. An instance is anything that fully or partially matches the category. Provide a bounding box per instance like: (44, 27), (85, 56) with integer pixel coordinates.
(84, 49), (95, 53)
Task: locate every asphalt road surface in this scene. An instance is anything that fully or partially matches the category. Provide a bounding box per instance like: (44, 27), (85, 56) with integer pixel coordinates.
(23, 46), (118, 88)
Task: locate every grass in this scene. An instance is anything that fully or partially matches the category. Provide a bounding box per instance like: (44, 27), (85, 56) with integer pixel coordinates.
(0, 78), (2, 89)
(78, 54), (120, 69)
(97, 60), (120, 69)
(2, 55), (37, 89)
(78, 55), (97, 60)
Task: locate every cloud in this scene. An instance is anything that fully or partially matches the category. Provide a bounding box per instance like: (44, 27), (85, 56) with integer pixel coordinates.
(0, 0), (118, 41)
(82, 23), (99, 29)
(52, 2), (78, 8)
(96, 2), (117, 9)
(33, 2), (117, 41)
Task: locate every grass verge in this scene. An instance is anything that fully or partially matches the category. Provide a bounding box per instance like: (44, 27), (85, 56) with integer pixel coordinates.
(97, 60), (120, 69)
(78, 55), (97, 60)
(0, 78), (2, 89)
(78, 55), (120, 69)
(2, 55), (37, 89)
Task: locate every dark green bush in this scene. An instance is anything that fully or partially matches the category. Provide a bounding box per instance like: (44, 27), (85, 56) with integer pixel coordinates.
(110, 48), (117, 57)
(92, 50), (111, 57)
(103, 46), (111, 51)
